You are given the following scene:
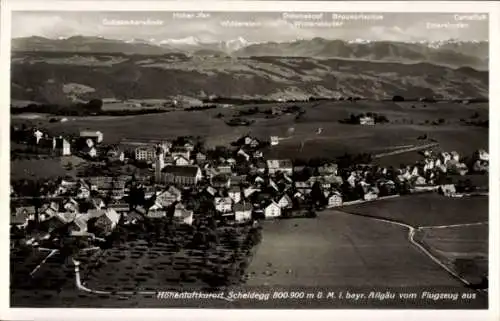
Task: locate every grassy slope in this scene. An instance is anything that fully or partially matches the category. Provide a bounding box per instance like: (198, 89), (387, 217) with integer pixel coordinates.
(246, 211), (462, 288)
(11, 53), (488, 103)
(340, 194), (488, 227)
(11, 100), (488, 159)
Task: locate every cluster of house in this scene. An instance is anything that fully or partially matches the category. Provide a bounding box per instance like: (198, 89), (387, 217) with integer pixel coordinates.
(11, 130), (489, 245)
(26, 128), (109, 160)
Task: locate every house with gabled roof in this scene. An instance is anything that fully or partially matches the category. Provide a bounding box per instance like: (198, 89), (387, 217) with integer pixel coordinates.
(92, 209), (121, 235)
(267, 159), (293, 175)
(216, 164), (232, 175)
(264, 200), (281, 219)
(196, 152), (207, 164)
(174, 155), (191, 166)
(234, 202), (252, 222)
(161, 165), (202, 186)
(326, 190), (343, 208)
(174, 203), (194, 225)
(276, 193), (293, 209)
(214, 197), (233, 214)
(295, 181), (313, 195)
(156, 187), (182, 207)
(228, 186), (242, 204)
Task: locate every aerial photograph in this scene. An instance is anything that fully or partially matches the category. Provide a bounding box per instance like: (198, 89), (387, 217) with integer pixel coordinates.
(9, 10), (489, 308)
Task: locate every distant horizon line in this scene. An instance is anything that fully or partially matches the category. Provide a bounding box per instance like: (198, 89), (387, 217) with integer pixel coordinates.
(11, 35), (489, 44)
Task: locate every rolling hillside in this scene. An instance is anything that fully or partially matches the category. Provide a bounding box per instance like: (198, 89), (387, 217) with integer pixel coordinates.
(11, 51), (488, 104)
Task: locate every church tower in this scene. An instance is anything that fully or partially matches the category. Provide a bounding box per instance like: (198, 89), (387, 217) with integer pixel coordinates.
(154, 144), (165, 184)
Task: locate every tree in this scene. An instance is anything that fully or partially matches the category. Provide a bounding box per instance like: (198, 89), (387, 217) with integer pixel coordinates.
(392, 95), (405, 102)
(86, 99), (103, 113)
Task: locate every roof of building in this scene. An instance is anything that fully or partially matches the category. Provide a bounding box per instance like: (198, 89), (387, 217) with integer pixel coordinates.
(215, 197), (232, 204)
(171, 146), (189, 153)
(162, 165), (200, 177)
(267, 159), (293, 168)
(234, 202), (253, 212)
(147, 210), (167, 218)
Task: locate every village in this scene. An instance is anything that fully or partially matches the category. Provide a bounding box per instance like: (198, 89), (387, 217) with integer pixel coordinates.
(10, 124), (489, 250)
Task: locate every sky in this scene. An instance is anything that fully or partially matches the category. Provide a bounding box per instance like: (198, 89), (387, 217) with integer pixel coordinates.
(11, 11), (489, 43)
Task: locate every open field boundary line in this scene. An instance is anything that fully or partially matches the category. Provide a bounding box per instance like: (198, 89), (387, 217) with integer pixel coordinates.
(29, 249), (58, 277)
(334, 209), (484, 292)
(72, 257), (235, 301)
(340, 194), (400, 207)
(419, 221), (489, 230)
(374, 142), (439, 158)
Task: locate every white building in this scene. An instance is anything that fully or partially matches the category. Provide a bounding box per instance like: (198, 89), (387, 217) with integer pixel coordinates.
(360, 116), (375, 125)
(135, 146), (156, 162)
(327, 192), (343, 208)
(80, 130), (103, 144)
(277, 194), (292, 209)
(228, 187), (242, 204)
(234, 203), (252, 222)
(264, 201), (281, 218)
(214, 197), (233, 213)
(267, 159), (293, 175)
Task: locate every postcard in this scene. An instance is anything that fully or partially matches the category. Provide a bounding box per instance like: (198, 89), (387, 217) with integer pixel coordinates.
(0, 1), (497, 321)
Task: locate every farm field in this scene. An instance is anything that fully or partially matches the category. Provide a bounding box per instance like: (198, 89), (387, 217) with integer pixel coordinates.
(11, 211), (488, 308)
(11, 100), (488, 165)
(246, 210), (464, 288)
(10, 155), (86, 180)
(340, 194), (488, 227)
(414, 224), (488, 286)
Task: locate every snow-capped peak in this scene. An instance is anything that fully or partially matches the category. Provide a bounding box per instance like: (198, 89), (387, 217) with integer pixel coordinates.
(224, 37), (250, 51)
(159, 36), (201, 46)
(347, 38), (373, 44)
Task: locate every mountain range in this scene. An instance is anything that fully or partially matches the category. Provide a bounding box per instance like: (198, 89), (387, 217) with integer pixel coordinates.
(12, 36), (488, 70)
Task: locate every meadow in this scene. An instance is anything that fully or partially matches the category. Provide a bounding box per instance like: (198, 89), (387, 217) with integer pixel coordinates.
(414, 224), (488, 286)
(11, 100), (488, 166)
(340, 194), (488, 227)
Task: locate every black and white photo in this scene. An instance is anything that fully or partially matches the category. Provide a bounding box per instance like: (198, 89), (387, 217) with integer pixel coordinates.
(2, 1), (495, 316)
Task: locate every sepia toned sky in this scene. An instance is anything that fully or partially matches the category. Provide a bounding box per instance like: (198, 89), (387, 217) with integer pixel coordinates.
(11, 11), (489, 42)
